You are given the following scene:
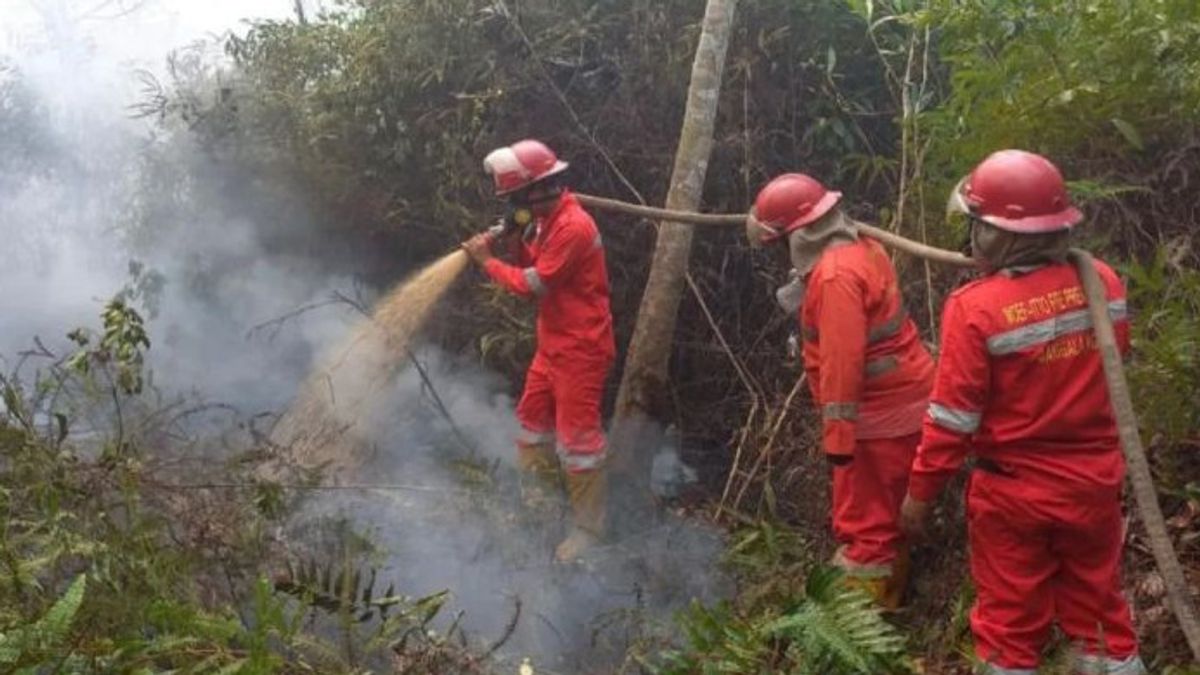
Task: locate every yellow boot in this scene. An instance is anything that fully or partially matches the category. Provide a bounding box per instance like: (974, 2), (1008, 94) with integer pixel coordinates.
(516, 441), (561, 513)
(555, 466), (607, 563)
(833, 546), (895, 609)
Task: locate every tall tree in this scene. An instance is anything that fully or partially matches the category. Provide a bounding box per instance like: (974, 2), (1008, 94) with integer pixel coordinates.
(609, 0), (738, 499)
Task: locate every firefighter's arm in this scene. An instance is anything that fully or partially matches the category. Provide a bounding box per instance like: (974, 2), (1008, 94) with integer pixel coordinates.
(481, 257), (537, 297)
(815, 272), (868, 459)
(482, 221), (593, 298)
(907, 296), (989, 502)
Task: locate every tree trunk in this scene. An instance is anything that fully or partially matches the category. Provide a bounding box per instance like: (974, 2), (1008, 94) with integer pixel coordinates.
(608, 0), (738, 510)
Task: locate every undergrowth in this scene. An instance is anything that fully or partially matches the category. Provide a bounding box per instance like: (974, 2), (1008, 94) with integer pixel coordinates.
(651, 520), (913, 674)
(0, 299), (495, 673)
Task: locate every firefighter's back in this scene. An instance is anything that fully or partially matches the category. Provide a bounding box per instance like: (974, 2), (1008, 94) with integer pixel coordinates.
(955, 260), (1129, 489)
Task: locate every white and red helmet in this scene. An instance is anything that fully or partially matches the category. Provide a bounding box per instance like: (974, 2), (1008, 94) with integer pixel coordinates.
(482, 139), (569, 196)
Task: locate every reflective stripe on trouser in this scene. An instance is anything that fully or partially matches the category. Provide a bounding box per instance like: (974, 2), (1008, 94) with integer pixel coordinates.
(966, 472), (1139, 670)
(1074, 654), (1146, 675)
(830, 433), (919, 567)
(978, 659), (1145, 675)
(515, 351), (611, 475)
(977, 665), (1036, 675)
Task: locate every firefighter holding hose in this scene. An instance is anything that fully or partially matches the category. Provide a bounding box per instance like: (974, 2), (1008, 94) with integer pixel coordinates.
(462, 139), (615, 563)
(900, 150), (1144, 674)
(747, 173), (935, 609)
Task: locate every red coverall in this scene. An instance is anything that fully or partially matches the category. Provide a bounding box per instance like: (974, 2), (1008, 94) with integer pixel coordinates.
(908, 261), (1140, 673)
(801, 237), (935, 575)
(482, 191), (615, 472)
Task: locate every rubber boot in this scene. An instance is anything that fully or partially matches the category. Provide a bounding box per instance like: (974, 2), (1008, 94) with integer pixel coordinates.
(555, 466), (607, 563)
(842, 574), (889, 606)
(833, 545), (893, 609)
(881, 543), (911, 611)
(516, 441), (561, 513)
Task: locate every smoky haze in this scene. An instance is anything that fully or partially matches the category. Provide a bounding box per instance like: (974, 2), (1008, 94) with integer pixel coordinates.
(0, 1), (728, 670)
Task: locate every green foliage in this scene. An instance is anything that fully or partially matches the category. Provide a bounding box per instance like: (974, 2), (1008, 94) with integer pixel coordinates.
(923, 0), (1200, 168)
(66, 298), (151, 396)
(0, 573), (86, 670)
(769, 567), (911, 674)
(656, 600), (774, 673)
(1, 301), (489, 673)
(655, 566), (912, 675)
(1123, 248), (1200, 457)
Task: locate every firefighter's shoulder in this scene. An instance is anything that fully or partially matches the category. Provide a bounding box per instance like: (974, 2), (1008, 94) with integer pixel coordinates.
(813, 239), (869, 277)
(563, 199), (599, 231)
(946, 274), (1000, 302)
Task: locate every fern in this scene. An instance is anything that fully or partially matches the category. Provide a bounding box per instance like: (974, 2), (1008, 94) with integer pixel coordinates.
(655, 566), (912, 675)
(655, 600), (773, 674)
(770, 566), (911, 674)
(0, 573), (87, 667)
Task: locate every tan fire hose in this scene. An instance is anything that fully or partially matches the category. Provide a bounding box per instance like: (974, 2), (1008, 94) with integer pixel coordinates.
(577, 192), (1200, 661)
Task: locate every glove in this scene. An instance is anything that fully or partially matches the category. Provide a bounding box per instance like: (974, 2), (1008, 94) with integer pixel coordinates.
(486, 206), (533, 242)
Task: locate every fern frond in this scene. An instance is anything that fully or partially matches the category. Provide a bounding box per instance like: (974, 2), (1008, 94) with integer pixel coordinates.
(768, 566), (912, 675)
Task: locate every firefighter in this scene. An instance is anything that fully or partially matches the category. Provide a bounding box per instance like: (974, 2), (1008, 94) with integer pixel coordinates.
(747, 173), (935, 609)
(900, 150), (1144, 674)
(462, 139), (615, 563)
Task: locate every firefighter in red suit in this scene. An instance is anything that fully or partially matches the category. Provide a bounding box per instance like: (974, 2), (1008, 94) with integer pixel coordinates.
(747, 173), (935, 609)
(901, 150), (1144, 674)
(462, 139), (615, 563)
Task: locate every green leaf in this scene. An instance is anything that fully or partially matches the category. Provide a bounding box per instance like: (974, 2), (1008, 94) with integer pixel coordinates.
(40, 574), (88, 642)
(1110, 118), (1145, 150)
(0, 574), (88, 666)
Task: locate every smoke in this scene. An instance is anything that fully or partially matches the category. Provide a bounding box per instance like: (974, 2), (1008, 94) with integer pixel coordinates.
(289, 348), (729, 670)
(0, 0), (347, 412)
(0, 2), (729, 670)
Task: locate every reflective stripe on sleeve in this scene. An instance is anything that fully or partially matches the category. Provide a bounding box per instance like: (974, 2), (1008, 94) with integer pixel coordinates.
(593, 233), (603, 250)
(987, 301), (1127, 355)
(928, 402), (981, 434)
(523, 267), (547, 297)
(823, 402), (859, 421)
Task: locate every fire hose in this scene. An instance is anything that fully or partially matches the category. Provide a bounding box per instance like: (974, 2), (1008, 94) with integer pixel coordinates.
(575, 192), (1200, 661)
